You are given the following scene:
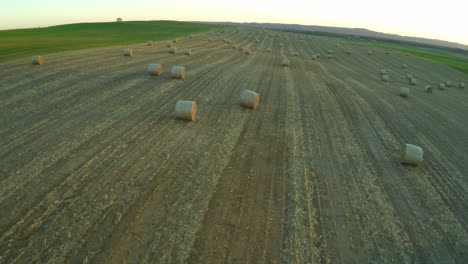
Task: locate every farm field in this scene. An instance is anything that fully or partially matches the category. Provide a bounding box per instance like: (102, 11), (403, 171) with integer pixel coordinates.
(1, 27), (468, 264)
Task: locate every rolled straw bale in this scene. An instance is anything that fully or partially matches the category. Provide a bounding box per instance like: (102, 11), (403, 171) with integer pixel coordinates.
(402, 64), (408, 69)
(148, 64), (163, 76)
(226, 39), (232, 44)
(346, 50), (351, 55)
(400, 144), (424, 166)
(459, 82), (466, 89)
(32, 56), (44, 65)
(116, 18), (123, 22)
(282, 59), (290, 67)
(266, 48), (272, 53)
(244, 48), (252, 55)
(167, 41), (174, 47)
(424, 85), (433, 93)
(381, 75), (389, 82)
(316, 54), (321, 59)
(438, 83), (446, 90)
(240, 90), (260, 109)
(175, 101), (197, 121)
(400, 87), (410, 97)
(147, 41), (155, 46)
(445, 81), (452, 87)
(279, 43), (284, 47)
(406, 73), (413, 80)
(368, 50), (373, 55)
(311, 55), (317, 60)
(171, 66), (186, 79)
(409, 78), (417, 85)
(327, 49), (333, 54)
(327, 54), (333, 59)
(169, 47), (179, 54)
(293, 52), (299, 56)
(123, 49), (133, 57)
(173, 38), (179, 43)
(386, 50), (390, 54)
(182, 48), (192, 55)
(232, 44), (239, 50)
(380, 69), (387, 75)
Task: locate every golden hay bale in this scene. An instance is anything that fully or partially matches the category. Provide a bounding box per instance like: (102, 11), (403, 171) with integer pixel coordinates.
(311, 55), (317, 60)
(282, 58), (290, 67)
(406, 73), (413, 80)
(148, 64), (163, 76)
(381, 75), (389, 82)
(167, 41), (174, 47)
(183, 48), (192, 55)
(386, 50), (390, 54)
(266, 48), (272, 53)
(425, 85), (433, 93)
(244, 48), (252, 55)
(292, 52), (299, 56)
(116, 18), (123, 22)
(173, 38), (179, 43)
(459, 82), (466, 89)
(327, 54), (333, 59)
(400, 87), (410, 97)
(402, 64), (408, 69)
(240, 90), (260, 109)
(232, 44), (239, 50)
(346, 50), (351, 54)
(380, 69), (387, 75)
(147, 41), (155, 46)
(409, 78), (417, 85)
(169, 47), (179, 54)
(122, 49), (133, 57)
(175, 101), (197, 121)
(400, 144), (424, 165)
(438, 83), (446, 90)
(327, 49), (333, 54)
(367, 50), (373, 55)
(445, 81), (452, 87)
(171, 66), (186, 79)
(32, 56), (44, 65)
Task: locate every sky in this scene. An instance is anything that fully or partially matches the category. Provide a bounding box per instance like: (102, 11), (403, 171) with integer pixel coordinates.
(2, 0), (468, 45)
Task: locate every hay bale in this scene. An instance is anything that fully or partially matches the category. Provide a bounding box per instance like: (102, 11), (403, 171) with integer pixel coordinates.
(208, 38), (212, 42)
(424, 85), (433, 93)
(32, 56), (44, 65)
(459, 82), (466, 89)
(182, 48), (192, 55)
(406, 73), (413, 80)
(327, 49), (333, 54)
(171, 66), (186, 79)
(293, 52), (299, 56)
(169, 47), (179, 54)
(266, 48), (272, 53)
(368, 51), (373, 55)
(381, 75), (389, 82)
(148, 64), (163, 76)
(116, 18), (123, 22)
(400, 144), (424, 166)
(400, 87), (410, 97)
(438, 83), (446, 90)
(167, 41), (174, 47)
(175, 101), (197, 121)
(244, 48), (252, 55)
(402, 64), (408, 69)
(240, 90), (260, 109)
(311, 55), (317, 60)
(173, 38), (179, 43)
(445, 81), (452, 87)
(232, 44), (239, 50)
(327, 54), (333, 59)
(386, 50), (390, 54)
(147, 41), (155, 46)
(346, 51), (351, 55)
(380, 69), (387, 75)
(282, 58), (290, 67)
(123, 49), (133, 57)
(279, 43), (284, 47)
(409, 78), (417, 85)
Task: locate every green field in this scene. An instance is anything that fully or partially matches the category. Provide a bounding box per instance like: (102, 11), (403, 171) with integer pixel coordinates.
(0, 21), (225, 62)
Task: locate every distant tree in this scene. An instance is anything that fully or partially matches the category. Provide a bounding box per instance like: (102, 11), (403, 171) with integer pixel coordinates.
(116, 18), (123, 22)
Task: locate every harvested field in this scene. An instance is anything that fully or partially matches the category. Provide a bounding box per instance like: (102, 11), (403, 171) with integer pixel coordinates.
(1, 28), (468, 264)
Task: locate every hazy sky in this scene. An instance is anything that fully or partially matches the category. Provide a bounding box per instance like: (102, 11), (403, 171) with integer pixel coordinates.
(2, 0), (467, 45)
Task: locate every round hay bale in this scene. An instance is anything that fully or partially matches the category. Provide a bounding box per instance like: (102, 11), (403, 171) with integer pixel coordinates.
(400, 87), (410, 97)
(173, 38), (179, 43)
(438, 83), (446, 90)
(327, 54), (333, 59)
(402, 64), (408, 69)
(147, 41), (154, 46)
(32, 56), (44, 65)
(368, 51), (373, 55)
(406, 73), (413, 80)
(316, 54), (321, 59)
(238, 46), (244, 52)
(409, 78), (417, 85)
(459, 82), (466, 89)
(226, 39), (232, 44)
(171, 66), (186, 79)
(380, 69), (387, 75)
(424, 85), (433, 93)
(346, 51), (351, 55)
(327, 49), (333, 54)
(445, 81), (452, 87)
(266, 48), (272, 53)
(116, 18), (123, 22)
(182, 48), (192, 55)
(123, 48), (133, 57)
(232, 44), (239, 50)
(169, 47), (179, 54)
(244, 48), (252, 55)
(400, 144), (424, 166)
(381, 75), (389, 82)
(167, 41), (174, 47)
(148, 64), (163, 76)
(311, 55), (317, 60)
(282, 58), (290, 67)
(279, 43), (284, 47)
(386, 50), (390, 54)
(240, 90), (260, 109)
(208, 38), (212, 42)
(175, 101), (197, 121)
(293, 52), (299, 56)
